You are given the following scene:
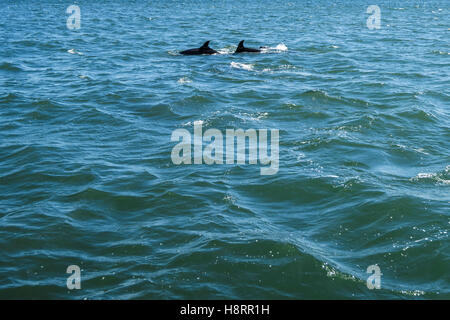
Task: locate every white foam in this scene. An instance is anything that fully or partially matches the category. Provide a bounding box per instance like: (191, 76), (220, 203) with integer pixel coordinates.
(182, 119), (206, 127)
(412, 171), (450, 184)
(259, 43), (288, 53)
(230, 62), (254, 71)
(417, 173), (434, 179)
(274, 43), (288, 51)
(68, 48), (83, 55)
(217, 47), (235, 55)
(177, 77), (191, 84)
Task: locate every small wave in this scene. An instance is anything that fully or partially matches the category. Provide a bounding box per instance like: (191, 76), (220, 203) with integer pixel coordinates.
(180, 94), (214, 105)
(396, 108), (437, 123)
(230, 62), (254, 71)
(298, 89), (342, 103)
(297, 89), (371, 108)
(411, 166), (450, 185)
(213, 109), (269, 123)
(182, 109), (268, 128)
(140, 103), (179, 120)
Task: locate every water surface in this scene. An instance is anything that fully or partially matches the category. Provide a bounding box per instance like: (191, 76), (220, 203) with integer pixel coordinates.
(0, 0), (449, 299)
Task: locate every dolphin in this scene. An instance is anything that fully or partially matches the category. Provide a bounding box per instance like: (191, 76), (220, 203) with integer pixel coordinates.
(180, 41), (219, 55)
(234, 40), (261, 54)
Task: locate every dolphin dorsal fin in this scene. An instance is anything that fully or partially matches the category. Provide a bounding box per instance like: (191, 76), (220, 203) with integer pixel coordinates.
(201, 41), (211, 48)
(238, 40), (245, 49)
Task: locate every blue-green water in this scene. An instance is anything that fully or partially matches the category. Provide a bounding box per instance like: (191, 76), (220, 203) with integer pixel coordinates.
(0, 0), (449, 299)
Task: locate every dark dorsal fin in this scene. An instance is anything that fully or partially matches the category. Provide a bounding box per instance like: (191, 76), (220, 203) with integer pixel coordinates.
(201, 41), (211, 49)
(237, 40), (245, 49)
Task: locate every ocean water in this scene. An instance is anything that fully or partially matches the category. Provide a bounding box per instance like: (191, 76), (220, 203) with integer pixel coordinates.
(0, 0), (449, 299)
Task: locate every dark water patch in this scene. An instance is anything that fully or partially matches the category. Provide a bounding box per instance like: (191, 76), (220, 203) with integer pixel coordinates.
(137, 103), (181, 120)
(63, 187), (152, 214)
(279, 103), (332, 120)
(69, 105), (132, 127)
(179, 94), (215, 106)
(0, 92), (22, 103)
(0, 62), (23, 72)
(295, 90), (371, 109)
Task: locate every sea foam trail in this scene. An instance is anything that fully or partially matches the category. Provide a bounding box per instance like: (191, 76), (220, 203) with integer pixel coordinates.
(230, 62), (254, 71)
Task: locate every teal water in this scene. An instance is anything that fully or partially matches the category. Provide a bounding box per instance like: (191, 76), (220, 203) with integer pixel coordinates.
(0, 0), (449, 299)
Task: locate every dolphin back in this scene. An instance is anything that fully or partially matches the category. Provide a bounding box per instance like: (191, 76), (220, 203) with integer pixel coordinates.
(234, 40), (261, 54)
(180, 40), (218, 55)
